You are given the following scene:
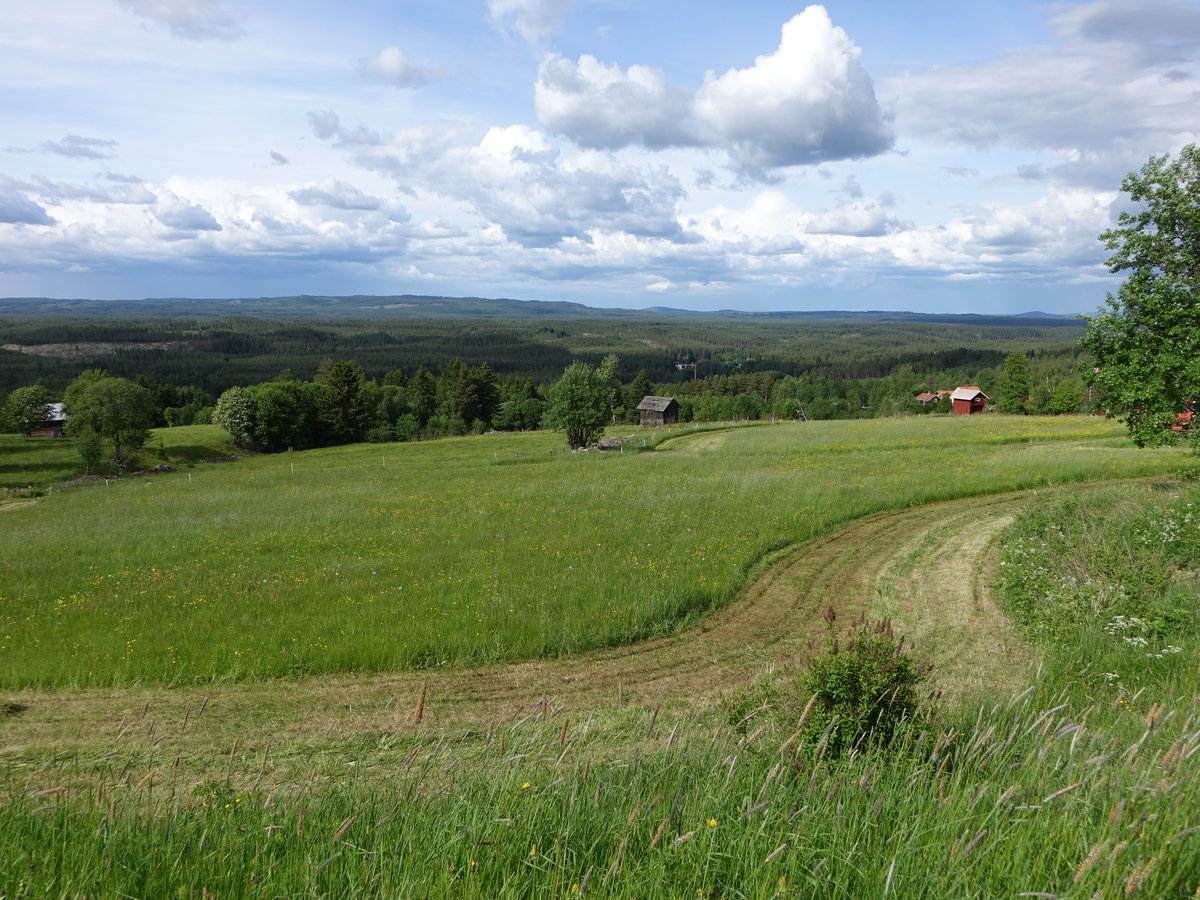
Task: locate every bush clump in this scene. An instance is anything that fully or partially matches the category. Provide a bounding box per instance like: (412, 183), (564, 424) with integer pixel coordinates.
(728, 608), (935, 764)
(796, 611), (933, 760)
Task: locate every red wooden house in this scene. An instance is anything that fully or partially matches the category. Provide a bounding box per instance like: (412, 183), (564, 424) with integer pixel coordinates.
(950, 386), (989, 415)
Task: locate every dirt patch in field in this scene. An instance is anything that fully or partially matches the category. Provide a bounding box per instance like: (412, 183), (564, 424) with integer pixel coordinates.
(2, 491), (1038, 766)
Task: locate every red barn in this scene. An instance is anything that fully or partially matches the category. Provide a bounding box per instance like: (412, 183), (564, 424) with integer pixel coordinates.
(950, 386), (989, 415)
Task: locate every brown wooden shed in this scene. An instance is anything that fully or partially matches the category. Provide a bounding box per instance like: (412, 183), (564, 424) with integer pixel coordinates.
(28, 402), (67, 438)
(637, 396), (679, 426)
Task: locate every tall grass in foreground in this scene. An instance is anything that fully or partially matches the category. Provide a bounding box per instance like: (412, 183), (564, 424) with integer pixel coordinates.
(1, 417), (1188, 687)
(2, 679), (1198, 897)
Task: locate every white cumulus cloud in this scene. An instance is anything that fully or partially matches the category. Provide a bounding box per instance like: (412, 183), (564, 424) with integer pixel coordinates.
(535, 6), (892, 169)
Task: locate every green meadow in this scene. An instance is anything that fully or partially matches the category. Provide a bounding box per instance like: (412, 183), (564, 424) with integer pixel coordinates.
(4, 416), (1200, 898)
(0, 416), (1184, 688)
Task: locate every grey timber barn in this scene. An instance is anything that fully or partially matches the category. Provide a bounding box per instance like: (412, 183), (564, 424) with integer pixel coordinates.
(637, 396), (679, 426)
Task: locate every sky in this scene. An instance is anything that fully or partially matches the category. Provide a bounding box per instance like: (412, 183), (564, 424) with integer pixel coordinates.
(1, 0), (1198, 314)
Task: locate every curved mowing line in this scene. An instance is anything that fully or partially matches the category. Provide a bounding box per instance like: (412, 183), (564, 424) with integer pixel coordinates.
(10, 488), (1048, 752)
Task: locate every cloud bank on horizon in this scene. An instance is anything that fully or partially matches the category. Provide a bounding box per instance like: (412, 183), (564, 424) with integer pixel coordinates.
(1, 0), (1198, 314)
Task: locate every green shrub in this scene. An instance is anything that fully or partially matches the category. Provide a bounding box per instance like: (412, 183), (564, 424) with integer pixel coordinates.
(795, 612), (933, 761)
(365, 424), (394, 443)
(727, 609), (934, 763)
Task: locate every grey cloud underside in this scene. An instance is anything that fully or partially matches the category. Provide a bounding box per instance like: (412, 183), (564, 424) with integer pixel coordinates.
(32, 175), (157, 205)
(154, 197), (222, 232)
(40, 135), (118, 159)
(0, 179), (55, 225)
(1054, 0), (1200, 63)
(289, 180), (383, 211)
(886, 0), (1200, 188)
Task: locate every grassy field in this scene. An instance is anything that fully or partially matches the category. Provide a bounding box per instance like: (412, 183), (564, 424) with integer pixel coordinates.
(2, 418), (1199, 896)
(0, 416), (1188, 688)
(0, 424), (233, 492)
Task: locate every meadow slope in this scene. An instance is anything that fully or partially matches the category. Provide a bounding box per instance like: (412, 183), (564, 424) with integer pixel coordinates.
(0, 417), (1185, 689)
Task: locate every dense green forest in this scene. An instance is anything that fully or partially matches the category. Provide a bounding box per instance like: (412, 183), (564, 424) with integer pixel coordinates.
(1, 294), (1086, 394)
(2, 295), (1097, 461)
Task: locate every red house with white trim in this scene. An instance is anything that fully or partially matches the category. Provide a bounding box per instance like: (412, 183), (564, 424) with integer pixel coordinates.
(950, 386), (989, 415)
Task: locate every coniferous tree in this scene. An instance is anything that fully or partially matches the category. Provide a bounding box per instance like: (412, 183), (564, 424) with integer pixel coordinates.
(997, 352), (1033, 414)
(409, 367), (437, 427)
(315, 360), (367, 444)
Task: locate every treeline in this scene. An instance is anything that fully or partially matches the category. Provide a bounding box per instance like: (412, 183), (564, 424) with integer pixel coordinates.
(0, 310), (1089, 397)
(2, 343), (1095, 467)
(210, 358), (549, 452)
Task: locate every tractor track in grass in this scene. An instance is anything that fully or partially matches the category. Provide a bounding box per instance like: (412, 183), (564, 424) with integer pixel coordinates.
(6, 488), (1039, 759)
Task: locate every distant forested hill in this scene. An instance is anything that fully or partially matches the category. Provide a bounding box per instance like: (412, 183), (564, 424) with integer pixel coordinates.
(0, 294), (1085, 394)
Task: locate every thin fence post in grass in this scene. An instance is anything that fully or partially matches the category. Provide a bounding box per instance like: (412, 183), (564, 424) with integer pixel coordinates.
(413, 682), (427, 724)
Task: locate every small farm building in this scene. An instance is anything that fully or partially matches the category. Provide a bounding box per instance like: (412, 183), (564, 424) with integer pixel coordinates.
(914, 391), (939, 406)
(950, 387), (989, 415)
(28, 402), (67, 439)
(637, 396), (679, 426)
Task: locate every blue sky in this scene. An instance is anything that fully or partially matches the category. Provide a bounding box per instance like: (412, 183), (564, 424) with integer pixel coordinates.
(2, 0), (1198, 313)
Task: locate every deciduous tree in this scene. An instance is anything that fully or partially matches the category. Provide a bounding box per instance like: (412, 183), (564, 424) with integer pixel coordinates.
(67, 377), (155, 470)
(543, 361), (610, 449)
(213, 386), (256, 449)
(5, 384), (54, 439)
(1081, 144), (1200, 446)
(1047, 379), (1081, 415)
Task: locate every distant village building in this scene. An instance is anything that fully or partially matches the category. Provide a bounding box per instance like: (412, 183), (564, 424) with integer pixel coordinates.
(950, 386), (989, 415)
(28, 402), (67, 439)
(914, 391), (939, 406)
(637, 396), (679, 426)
